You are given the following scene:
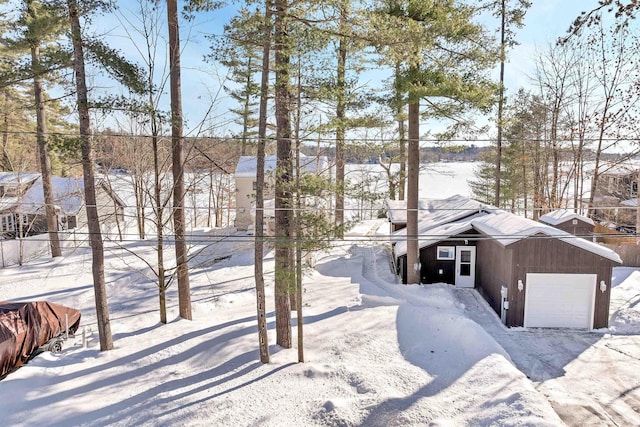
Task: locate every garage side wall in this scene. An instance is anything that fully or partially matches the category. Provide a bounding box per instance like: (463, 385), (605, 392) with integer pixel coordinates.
(475, 237), (513, 318)
(508, 237), (615, 329)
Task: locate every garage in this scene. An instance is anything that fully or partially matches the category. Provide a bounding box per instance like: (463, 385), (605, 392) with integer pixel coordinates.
(524, 273), (596, 329)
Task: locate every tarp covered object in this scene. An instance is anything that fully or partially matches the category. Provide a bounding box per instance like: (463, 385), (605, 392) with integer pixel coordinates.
(0, 301), (81, 379)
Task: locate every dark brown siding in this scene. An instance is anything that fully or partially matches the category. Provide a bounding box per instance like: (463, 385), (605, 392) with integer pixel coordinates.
(420, 237), (476, 285)
(507, 235), (615, 328)
(546, 219), (594, 237)
(391, 222), (406, 232)
(475, 237), (513, 317)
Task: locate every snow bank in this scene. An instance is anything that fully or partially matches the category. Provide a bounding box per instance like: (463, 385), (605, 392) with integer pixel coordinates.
(610, 270), (640, 334)
(0, 228), (563, 426)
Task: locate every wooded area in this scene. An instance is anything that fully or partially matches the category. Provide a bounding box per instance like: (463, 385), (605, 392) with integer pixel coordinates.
(0, 0), (639, 361)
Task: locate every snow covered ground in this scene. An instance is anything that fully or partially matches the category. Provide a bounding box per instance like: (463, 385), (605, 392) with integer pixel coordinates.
(0, 161), (639, 426)
(0, 217), (638, 426)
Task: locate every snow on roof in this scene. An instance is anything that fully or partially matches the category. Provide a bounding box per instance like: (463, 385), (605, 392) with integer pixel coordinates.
(471, 211), (621, 263)
(539, 209), (594, 226)
(0, 172), (40, 185)
(21, 176), (85, 215)
(234, 155), (328, 178)
(621, 199), (637, 207)
(394, 213), (483, 257)
(0, 197), (19, 212)
(600, 161), (640, 176)
(386, 194), (487, 225)
(393, 195), (622, 264)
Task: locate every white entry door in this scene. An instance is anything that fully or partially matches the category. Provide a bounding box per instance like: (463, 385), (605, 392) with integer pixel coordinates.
(455, 246), (476, 288)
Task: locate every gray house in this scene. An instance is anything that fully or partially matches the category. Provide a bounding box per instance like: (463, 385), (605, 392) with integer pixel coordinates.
(0, 172), (124, 238)
(391, 196), (622, 329)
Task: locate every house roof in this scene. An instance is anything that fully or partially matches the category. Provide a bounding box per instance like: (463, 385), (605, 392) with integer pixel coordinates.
(234, 155), (329, 178)
(0, 172), (125, 217)
(0, 172), (40, 185)
(393, 213), (482, 256)
(97, 180), (126, 208)
(0, 197), (19, 213)
(599, 162), (640, 176)
(472, 211), (621, 262)
(539, 209), (594, 226)
(386, 194), (486, 225)
(393, 196), (622, 263)
(22, 176), (85, 215)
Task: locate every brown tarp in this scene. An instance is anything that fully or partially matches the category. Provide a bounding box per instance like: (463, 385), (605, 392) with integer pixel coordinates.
(0, 301), (81, 379)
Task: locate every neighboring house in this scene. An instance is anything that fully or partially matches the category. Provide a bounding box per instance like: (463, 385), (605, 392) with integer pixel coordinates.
(0, 172), (124, 238)
(392, 195), (622, 329)
(539, 209), (595, 236)
(234, 155), (329, 231)
(0, 172), (40, 235)
(74, 179), (126, 231)
(591, 163), (640, 230)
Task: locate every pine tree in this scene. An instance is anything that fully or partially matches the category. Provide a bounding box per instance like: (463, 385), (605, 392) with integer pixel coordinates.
(483, 0), (531, 207)
(207, 8), (263, 155)
(254, 0), (271, 364)
(0, 87), (37, 171)
(167, 0), (192, 320)
(371, 0), (498, 284)
(273, 0), (293, 349)
(4, 0), (70, 258)
(67, 0), (113, 351)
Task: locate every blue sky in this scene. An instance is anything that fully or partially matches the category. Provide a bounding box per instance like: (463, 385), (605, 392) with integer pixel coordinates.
(94, 0), (597, 136)
(505, 1), (592, 90)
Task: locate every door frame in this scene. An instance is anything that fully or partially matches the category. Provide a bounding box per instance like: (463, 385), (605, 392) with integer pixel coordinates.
(455, 246), (476, 288)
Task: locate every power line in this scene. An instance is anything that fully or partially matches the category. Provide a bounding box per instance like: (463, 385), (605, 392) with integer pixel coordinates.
(3, 129), (640, 144)
(4, 228), (636, 243)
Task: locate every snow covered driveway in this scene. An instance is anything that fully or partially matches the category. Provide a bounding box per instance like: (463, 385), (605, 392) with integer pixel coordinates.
(456, 286), (640, 426)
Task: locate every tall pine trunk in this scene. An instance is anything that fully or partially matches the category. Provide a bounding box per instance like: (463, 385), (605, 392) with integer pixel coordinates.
(394, 62), (406, 201)
(406, 99), (420, 285)
(274, 0), (292, 348)
(68, 0), (112, 351)
(30, 40), (61, 258)
(494, 0), (506, 208)
(334, 1), (347, 237)
(167, 0), (192, 320)
(254, 0), (271, 363)
(295, 131), (303, 363)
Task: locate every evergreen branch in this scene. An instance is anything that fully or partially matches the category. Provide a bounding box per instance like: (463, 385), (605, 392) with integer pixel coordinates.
(84, 37), (147, 94)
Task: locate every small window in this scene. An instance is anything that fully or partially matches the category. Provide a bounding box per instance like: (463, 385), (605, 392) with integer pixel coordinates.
(1, 215), (15, 232)
(252, 181), (257, 190)
(436, 246), (455, 260)
(633, 181), (638, 197)
(3, 186), (17, 197)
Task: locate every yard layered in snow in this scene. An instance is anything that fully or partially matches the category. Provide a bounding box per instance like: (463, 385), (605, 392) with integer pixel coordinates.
(1, 161), (639, 426)
(0, 225), (563, 426)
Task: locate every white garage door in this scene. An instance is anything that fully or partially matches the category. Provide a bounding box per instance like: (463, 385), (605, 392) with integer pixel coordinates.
(524, 273), (596, 329)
